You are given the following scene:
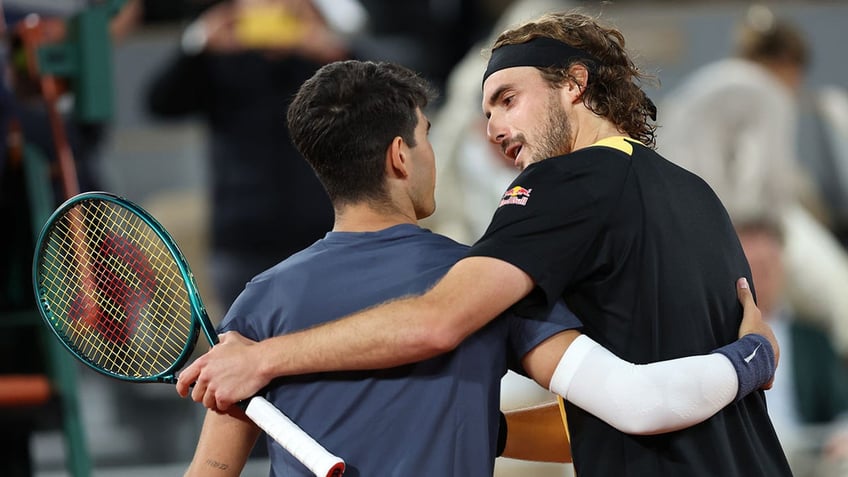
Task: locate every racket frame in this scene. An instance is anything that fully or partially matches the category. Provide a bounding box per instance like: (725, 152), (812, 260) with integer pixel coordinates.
(32, 191), (218, 384)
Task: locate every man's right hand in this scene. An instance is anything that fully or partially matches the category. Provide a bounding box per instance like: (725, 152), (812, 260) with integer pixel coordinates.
(735, 277), (780, 389)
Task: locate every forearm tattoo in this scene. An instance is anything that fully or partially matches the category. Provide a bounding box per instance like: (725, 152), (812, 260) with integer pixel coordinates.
(205, 459), (230, 471)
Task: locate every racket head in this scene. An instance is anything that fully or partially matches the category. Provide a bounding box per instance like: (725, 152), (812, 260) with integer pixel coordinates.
(32, 191), (219, 383)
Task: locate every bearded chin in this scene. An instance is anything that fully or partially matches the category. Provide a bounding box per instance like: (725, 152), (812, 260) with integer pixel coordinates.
(534, 106), (573, 162)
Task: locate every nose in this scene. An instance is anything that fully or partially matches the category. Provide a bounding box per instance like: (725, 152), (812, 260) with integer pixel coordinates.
(486, 115), (508, 145)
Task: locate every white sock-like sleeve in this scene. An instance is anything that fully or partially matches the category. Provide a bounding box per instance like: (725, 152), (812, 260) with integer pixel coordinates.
(549, 335), (738, 435)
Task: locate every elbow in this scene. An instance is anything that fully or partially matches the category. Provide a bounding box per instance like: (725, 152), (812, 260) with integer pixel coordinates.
(606, 412), (677, 436)
(426, 323), (464, 355)
(411, 320), (463, 357)
(403, 285), (481, 359)
(411, 307), (466, 358)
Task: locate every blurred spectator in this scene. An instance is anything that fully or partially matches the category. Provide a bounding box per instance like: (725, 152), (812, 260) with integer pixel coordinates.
(140, 0), (502, 101)
(2, 0), (142, 195)
(657, 5), (848, 356)
(145, 0), (342, 313)
(351, 0), (503, 102)
(737, 217), (848, 477)
(1, 3), (140, 475)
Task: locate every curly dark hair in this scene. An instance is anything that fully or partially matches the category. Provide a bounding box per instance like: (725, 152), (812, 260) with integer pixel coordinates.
(491, 11), (658, 148)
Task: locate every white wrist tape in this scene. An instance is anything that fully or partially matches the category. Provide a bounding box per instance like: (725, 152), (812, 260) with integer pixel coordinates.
(549, 335), (738, 435)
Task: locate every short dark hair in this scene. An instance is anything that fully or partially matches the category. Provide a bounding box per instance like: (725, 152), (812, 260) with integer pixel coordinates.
(287, 60), (435, 206)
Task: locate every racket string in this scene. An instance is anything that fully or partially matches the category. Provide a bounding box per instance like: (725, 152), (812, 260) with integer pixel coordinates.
(36, 199), (195, 378)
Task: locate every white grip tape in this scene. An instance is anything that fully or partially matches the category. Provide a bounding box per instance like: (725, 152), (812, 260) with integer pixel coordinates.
(244, 396), (345, 477)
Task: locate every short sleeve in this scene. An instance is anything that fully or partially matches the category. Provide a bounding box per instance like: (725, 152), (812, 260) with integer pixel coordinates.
(468, 150), (629, 311)
(505, 299), (582, 376)
(216, 280), (271, 341)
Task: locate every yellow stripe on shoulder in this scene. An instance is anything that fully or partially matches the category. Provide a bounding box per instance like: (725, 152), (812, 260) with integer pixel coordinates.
(590, 136), (643, 155)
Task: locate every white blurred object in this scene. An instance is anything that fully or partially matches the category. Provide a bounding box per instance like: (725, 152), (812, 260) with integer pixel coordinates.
(816, 86), (848, 222)
(782, 203), (848, 355)
(312, 0), (367, 35)
(783, 85), (848, 355)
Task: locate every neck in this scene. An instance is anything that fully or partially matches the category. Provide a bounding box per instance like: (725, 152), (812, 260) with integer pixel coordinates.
(332, 202), (418, 233)
(571, 106), (629, 152)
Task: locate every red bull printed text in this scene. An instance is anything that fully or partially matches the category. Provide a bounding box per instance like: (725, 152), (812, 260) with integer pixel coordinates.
(499, 186), (532, 207)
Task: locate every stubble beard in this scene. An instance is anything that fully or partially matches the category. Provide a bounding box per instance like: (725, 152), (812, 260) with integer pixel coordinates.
(527, 92), (573, 166)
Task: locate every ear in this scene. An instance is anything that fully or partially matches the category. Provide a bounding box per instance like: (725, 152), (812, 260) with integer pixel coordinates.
(565, 64), (590, 103)
(385, 136), (410, 179)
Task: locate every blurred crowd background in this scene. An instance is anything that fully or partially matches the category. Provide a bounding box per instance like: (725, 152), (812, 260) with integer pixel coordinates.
(1, 1), (848, 476)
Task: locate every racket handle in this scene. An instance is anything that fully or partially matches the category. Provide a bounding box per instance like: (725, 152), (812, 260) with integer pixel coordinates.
(243, 396), (345, 477)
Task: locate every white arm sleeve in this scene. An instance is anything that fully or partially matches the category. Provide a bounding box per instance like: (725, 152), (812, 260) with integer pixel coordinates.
(549, 335), (738, 435)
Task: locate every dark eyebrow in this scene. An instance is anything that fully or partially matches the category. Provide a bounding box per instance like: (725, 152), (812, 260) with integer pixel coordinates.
(486, 84), (512, 107)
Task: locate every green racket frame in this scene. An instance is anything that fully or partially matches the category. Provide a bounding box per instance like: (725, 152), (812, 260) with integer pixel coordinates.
(32, 191), (218, 384)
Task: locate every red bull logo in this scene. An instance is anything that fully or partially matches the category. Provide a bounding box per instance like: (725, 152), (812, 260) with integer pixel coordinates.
(499, 185), (532, 207)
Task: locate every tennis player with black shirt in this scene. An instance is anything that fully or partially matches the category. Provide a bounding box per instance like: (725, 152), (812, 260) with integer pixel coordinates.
(178, 11), (791, 476)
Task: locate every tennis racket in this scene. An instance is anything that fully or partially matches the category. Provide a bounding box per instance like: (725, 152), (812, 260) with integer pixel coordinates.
(32, 191), (345, 477)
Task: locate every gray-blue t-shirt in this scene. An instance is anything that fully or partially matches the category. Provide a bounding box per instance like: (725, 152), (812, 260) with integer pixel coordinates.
(219, 224), (581, 476)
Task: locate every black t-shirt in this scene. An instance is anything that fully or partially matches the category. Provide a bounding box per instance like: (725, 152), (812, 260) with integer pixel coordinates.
(468, 137), (791, 477)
